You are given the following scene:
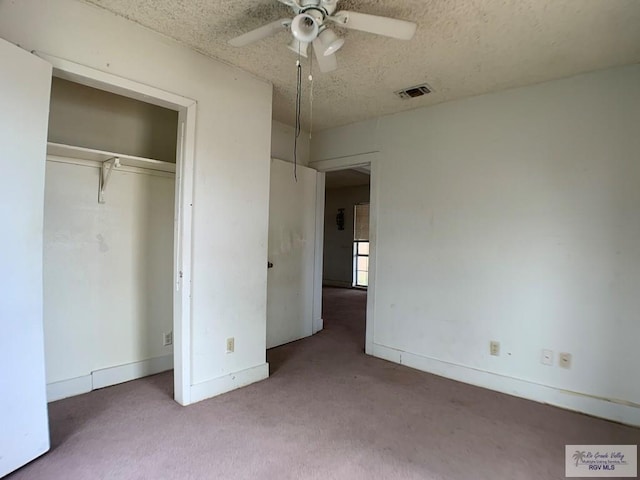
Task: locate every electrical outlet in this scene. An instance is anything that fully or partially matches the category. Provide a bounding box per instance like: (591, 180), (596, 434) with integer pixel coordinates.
(226, 337), (235, 354)
(541, 349), (553, 366)
(559, 352), (572, 369)
(490, 341), (500, 356)
(163, 331), (173, 346)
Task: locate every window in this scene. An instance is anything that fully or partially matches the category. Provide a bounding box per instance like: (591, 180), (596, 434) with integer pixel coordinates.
(353, 203), (370, 287)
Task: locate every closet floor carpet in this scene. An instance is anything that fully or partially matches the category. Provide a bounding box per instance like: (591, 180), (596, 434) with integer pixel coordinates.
(9, 287), (639, 480)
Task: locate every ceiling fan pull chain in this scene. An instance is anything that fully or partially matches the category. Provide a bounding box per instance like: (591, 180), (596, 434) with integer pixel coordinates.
(309, 54), (314, 140)
(293, 58), (303, 181)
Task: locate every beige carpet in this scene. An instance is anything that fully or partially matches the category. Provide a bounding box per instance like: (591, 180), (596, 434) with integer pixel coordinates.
(9, 287), (639, 479)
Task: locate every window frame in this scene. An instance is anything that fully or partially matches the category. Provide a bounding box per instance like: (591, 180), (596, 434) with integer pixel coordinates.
(353, 203), (370, 288)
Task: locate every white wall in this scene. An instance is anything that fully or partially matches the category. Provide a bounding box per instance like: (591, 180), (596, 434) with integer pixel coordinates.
(44, 159), (174, 396)
(324, 185), (370, 286)
(0, 0), (272, 403)
(49, 77), (178, 163)
(312, 65), (640, 426)
(271, 120), (310, 166)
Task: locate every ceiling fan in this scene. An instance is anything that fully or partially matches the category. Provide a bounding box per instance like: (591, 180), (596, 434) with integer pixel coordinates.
(228, 0), (417, 73)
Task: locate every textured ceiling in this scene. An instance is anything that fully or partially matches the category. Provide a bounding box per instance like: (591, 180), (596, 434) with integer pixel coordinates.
(83, 0), (640, 131)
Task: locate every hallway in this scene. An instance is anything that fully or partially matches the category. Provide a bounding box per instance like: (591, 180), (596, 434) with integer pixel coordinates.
(9, 287), (638, 479)
(269, 286), (367, 372)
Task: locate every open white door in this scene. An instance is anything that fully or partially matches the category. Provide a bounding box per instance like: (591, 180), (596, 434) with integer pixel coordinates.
(0, 39), (52, 476)
(266, 159), (318, 348)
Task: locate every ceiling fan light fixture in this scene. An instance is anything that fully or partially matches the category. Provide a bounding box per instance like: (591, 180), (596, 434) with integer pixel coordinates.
(287, 39), (309, 57)
(290, 13), (319, 43)
(318, 28), (344, 56)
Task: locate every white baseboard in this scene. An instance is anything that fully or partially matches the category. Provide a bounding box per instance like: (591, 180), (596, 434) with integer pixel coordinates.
(47, 375), (92, 402)
(92, 354), (173, 389)
(189, 363), (269, 404)
(371, 343), (640, 427)
(313, 317), (324, 334)
(47, 354), (173, 402)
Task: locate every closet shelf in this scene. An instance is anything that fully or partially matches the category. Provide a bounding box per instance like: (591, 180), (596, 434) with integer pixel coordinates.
(46, 142), (177, 174)
(47, 142), (176, 204)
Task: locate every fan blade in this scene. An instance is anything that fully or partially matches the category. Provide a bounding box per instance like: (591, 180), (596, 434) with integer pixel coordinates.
(228, 18), (291, 47)
(312, 39), (337, 73)
(276, 0), (301, 8)
(329, 11), (416, 40)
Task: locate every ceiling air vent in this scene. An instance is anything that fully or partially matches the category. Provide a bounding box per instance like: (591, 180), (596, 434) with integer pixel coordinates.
(395, 83), (432, 99)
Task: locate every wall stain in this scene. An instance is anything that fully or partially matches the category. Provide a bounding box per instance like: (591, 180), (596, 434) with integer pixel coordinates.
(96, 234), (109, 253)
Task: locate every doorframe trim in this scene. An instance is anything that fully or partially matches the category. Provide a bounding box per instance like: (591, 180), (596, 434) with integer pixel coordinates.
(313, 172), (326, 334)
(310, 152), (379, 355)
(36, 53), (196, 405)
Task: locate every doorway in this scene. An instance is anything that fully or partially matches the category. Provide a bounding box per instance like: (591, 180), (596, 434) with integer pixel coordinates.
(40, 54), (196, 406)
(317, 162), (374, 353)
(309, 153), (378, 355)
(44, 77), (177, 401)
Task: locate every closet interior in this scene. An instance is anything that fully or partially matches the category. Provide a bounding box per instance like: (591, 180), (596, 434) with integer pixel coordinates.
(44, 77), (178, 401)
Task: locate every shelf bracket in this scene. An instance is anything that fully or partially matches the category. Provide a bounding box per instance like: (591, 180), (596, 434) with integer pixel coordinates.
(98, 157), (120, 203)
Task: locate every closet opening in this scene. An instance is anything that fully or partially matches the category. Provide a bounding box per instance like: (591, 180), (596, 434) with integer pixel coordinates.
(43, 76), (181, 402)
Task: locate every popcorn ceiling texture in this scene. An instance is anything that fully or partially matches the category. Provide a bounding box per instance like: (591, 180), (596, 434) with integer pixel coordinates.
(83, 0), (640, 131)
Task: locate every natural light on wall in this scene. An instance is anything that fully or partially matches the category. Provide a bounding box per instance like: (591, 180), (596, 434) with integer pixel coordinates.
(353, 203), (370, 287)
